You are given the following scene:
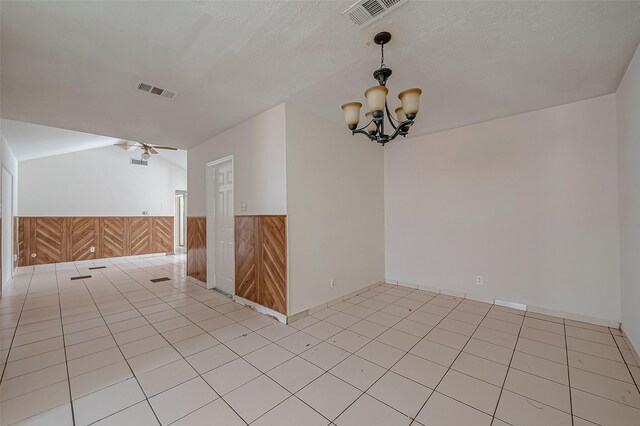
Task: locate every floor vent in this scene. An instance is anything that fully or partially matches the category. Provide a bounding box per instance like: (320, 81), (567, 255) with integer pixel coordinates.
(342, 0), (408, 28)
(70, 275), (92, 281)
(137, 82), (176, 100)
(150, 277), (171, 283)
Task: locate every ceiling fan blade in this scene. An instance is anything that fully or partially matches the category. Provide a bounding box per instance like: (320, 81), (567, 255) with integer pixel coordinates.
(149, 147), (158, 154)
(114, 142), (139, 147)
(150, 145), (178, 151)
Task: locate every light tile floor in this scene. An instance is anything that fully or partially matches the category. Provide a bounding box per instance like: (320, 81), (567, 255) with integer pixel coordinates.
(1, 254), (640, 425)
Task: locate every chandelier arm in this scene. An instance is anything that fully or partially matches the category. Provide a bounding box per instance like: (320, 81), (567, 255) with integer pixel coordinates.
(385, 102), (398, 130)
(354, 119), (375, 133)
(352, 129), (377, 141)
(387, 119), (414, 141)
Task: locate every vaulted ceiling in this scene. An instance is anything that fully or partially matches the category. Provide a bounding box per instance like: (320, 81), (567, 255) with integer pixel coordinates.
(2, 1), (640, 149)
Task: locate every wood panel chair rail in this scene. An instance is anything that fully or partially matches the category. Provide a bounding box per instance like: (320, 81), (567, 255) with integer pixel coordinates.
(18, 216), (174, 266)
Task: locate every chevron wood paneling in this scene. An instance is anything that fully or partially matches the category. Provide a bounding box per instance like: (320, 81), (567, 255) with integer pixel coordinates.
(130, 217), (151, 256)
(17, 217), (25, 267)
(259, 216), (287, 315)
(235, 216), (258, 303)
(187, 217), (206, 283)
(100, 217), (127, 258)
(14, 217), (19, 269)
(153, 217), (174, 254)
(18, 216), (174, 266)
(35, 217), (67, 265)
(235, 215), (287, 315)
(71, 217), (99, 261)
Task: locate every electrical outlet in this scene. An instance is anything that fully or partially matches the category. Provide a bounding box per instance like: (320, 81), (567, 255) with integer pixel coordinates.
(330, 279), (335, 288)
(476, 276), (483, 286)
(90, 246), (96, 253)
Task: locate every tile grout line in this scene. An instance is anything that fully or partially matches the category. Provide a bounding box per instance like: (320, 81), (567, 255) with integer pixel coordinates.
(209, 285), (436, 424)
(0, 268), (34, 383)
(55, 263), (77, 426)
(88, 256), (249, 425)
(563, 319), (575, 426)
(488, 307), (526, 426)
(241, 285), (438, 425)
(7, 259), (637, 425)
(404, 297), (496, 425)
(608, 326), (640, 395)
(224, 286), (426, 424)
(80, 257), (204, 425)
(297, 291), (455, 424)
(48, 257), (175, 425)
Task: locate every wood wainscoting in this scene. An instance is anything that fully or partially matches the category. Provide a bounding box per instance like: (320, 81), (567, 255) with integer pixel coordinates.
(186, 216), (206, 283)
(235, 215), (287, 315)
(17, 216), (174, 266)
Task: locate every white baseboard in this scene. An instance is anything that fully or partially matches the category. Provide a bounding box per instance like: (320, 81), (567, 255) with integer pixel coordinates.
(387, 278), (620, 329)
(302, 280), (385, 317)
(234, 296), (287, 324)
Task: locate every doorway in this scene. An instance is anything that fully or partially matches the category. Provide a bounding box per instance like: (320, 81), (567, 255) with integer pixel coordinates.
(206, 156), (234, 293)
(175, 191), (187, 253)
(2, 166), (14, 288)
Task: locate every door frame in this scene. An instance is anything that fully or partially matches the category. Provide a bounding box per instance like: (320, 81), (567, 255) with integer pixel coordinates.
(205, 155), (234, 292)
(174, 190), (187, 253)
(1, 166), (14, 288)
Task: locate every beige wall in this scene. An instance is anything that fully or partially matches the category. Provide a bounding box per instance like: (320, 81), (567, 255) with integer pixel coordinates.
(617, 43), (640, 350)
(285, 105), (385, 315)
(19, 146), (185, 216)
(187, 104), (287, 217)
(385, 94), (621, 323)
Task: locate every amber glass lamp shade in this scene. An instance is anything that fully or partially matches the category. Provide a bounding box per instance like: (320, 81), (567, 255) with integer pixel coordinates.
(341, 102), (362, 129)
(364, 86), (388, 114)
(398, 88), (422, 118)
(395, 107), (407, 122)
(365, 112), (377, 133)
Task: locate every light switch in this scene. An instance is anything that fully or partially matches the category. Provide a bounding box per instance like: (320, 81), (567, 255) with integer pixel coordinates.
(241, 202), (247, 212)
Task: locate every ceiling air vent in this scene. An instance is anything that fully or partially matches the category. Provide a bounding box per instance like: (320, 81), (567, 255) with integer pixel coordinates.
(342, 0), (407, 28)
(137, 82), (176, 100)
(131, 158), (148, 166)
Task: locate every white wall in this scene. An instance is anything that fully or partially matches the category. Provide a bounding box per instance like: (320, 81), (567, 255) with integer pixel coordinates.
(286, 105), (385, 315)
(187, 104), (287, 217)
(1, 137), (19, 215)
(1, 135), (19, 289)
(617, 43), (640, 350)
(19, 146), (185, 216)
(385, 95), (621, 323)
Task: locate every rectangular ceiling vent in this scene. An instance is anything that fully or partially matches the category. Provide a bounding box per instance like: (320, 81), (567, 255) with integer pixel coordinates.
(130, 158), (148, 166)
(342, 0), (407, 28)
(137, 82), (176, 100)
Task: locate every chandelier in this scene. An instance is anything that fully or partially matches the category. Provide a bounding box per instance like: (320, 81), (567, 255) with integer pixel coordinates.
(341, 32), (422, 146)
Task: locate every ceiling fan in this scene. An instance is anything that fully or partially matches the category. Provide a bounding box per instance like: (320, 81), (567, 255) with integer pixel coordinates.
(115, 141), (177, 160)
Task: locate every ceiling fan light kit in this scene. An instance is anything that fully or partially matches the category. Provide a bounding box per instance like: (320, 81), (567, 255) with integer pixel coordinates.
(341, 32), (422, 146)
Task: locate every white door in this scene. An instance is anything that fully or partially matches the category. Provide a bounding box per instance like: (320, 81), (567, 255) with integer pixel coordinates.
(206, 159), (234, 293)
(2, 167), (13, 288)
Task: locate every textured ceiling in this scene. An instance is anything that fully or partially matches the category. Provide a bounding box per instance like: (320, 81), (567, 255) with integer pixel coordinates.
(1, 119), (187, 169)
(1, 1), (640, 150)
